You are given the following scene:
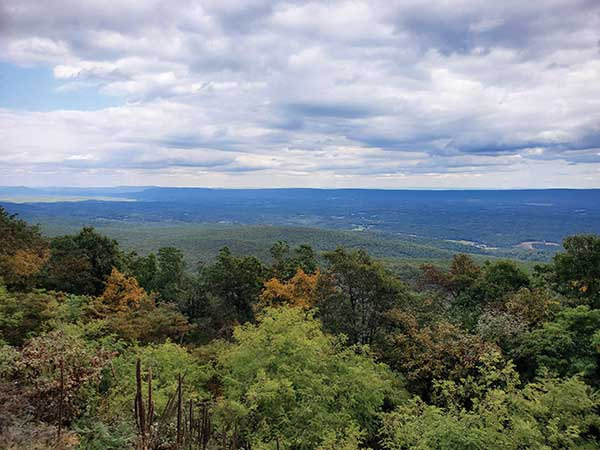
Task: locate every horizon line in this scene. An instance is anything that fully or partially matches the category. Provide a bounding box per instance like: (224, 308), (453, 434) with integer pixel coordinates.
(1, 185), (600, 191)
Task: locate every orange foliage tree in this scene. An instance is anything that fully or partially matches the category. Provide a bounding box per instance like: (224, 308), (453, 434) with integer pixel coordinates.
(420, 254), (481, 299)
(258, 268), (320, 310)
(89, 268), (191, 343)
(382, 309), (497, 400)
(96, 268), (145, 314)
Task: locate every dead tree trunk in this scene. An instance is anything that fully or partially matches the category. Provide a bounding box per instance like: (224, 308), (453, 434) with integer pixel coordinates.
(57, 359), (64, 442)
(135, 358), (154, 450)
(176, 373), (183, 448)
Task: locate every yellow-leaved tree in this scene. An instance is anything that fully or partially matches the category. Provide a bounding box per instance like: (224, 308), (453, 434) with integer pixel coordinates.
(96, 268), (145, 314)
(88, 268), (190, 343)
(258, 268), (320, 310)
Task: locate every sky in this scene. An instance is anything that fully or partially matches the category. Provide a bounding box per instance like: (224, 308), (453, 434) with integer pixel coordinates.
(0, 0), (599, 188)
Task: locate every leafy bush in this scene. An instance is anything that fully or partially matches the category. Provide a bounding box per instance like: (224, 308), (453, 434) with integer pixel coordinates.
(381, 363), (600, 449)
(15, 329), (114, 425)
(101, 341), (209, 429)
(220, 306), (397, 449)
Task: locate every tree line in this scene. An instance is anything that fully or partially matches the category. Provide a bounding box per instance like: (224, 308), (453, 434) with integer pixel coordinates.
(0, 206), (599, 449)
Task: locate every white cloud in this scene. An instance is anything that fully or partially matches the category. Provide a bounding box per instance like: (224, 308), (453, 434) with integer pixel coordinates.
(0, 0), (599, 187)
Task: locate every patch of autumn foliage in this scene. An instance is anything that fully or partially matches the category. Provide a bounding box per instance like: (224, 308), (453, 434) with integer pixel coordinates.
(7, 248), (49, 278)
(0, 208), (50, 290)
(419, 253), (480, 299)
(259, 268), (320, 310)
(382, 308), (496, 396)
(88, 268), (191, 343)
(16, 330), (115, 424)
(505, 287), (559, 326)
(95, 268), (145, 314)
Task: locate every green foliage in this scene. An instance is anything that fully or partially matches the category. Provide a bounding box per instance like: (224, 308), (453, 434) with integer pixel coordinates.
(102, 341), (209, 428)
(126, 251), (158, 292)
(0, 283), (90, 346)
(480, 260), (531, 299)
(154, 246), (187, 301)
(72, 418), (133, 450)
(220, 307), (395, 449)
(551, 234), (600, 307)
(316, 423), (365, 450)
(0, 284), (60, 345)
(200, 247), (266, 326)
(456, 259), (531, 317)
(35, 221), (511, 267)
(421, 257), (532, 330)
(1, 213), (598, 449)
(42, 227), (123, 295)
(381, 362), (600, 449)
(0, 343), (19, 378)
(318, 248), (406, 345)
(269, 241), (318, 280)
(382, 397), (501, 450)
(514, 306), (600, 386)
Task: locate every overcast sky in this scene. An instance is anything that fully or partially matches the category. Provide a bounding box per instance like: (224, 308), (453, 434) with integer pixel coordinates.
(1, 0), (599, 188)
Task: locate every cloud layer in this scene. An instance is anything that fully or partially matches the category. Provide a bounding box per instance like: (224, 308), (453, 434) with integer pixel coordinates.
(1, 0), (599, 187)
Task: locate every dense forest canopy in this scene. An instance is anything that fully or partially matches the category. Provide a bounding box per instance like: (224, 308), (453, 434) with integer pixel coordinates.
(0, 206), (599, 449)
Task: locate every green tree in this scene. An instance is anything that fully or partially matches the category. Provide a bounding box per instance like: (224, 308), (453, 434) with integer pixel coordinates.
(513, 305), (600, 386)
(318, 248), (406, 345)
(479, 260), (530, 301)
(451, 260), (531, 329)
(270, 241), (317, 280)
(42, 227), (122, 295)
(551, 234), (600, 308)
(220, 307), (395, 449)
(382, 351), (600, 449)
(126, 251), (159, 293)
(0, 282), (61, 346)
(201, 247), (266, 325)
(155, 246), (187, 301)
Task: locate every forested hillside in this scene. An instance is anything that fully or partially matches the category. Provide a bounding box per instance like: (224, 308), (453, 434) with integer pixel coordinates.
(4, 188), (599, 250)
(29, 221), (553, 268)
(1, 206), (599, 449)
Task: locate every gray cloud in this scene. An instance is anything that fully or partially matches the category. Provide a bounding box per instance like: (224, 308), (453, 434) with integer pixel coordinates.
(0, 0), (599, 187)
